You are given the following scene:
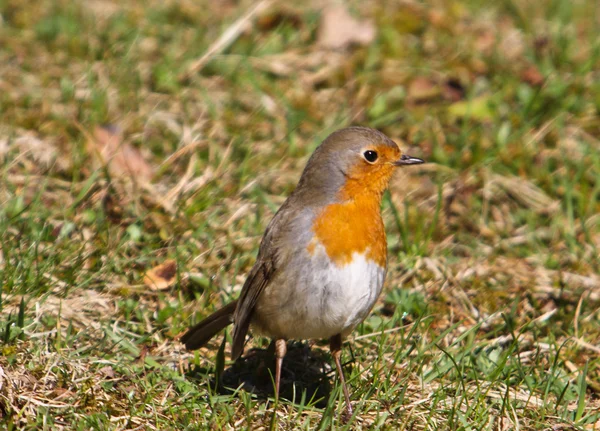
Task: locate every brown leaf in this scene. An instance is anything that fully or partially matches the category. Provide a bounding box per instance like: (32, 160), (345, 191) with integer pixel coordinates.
(317, 4), (375, 50)
(143, 259), (177, 291)
(98, 365), (116, 379)
(521, 65), (544, 86)
(89, 125), (153, 182)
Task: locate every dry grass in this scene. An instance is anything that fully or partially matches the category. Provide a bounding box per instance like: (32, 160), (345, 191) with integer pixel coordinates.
(1, 0), (599, 429)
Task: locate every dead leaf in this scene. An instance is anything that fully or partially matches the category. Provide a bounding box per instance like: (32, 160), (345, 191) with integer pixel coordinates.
(317, 4), (375, 50)
(89, 125), (153, 183)
(143, 259), (177, 291)
(98, 365), (116, 379)
(521, 65), (544, 86)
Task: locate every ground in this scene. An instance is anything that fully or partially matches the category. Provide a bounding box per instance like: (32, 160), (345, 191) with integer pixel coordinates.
(1, 0), (599, 430)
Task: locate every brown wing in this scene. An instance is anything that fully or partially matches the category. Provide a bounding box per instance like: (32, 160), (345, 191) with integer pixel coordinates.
(230, 255), (276, 360)
(230, 199), (298, 360)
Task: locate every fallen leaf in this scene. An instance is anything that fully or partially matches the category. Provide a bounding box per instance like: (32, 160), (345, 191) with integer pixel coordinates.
(89, 125), (153, 182)
(521, 65), (544, 86)
(317, 4), (375, 50)
(98, 365), (116, 379)
(143, 259), (177, 291)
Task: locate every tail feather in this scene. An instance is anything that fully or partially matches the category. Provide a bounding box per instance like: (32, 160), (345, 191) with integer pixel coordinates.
(181, 300), (238, 350)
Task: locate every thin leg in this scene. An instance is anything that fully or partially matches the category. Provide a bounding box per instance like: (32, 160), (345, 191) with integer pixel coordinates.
(274, 339), (287, 399)
(330, 334), (353, 417)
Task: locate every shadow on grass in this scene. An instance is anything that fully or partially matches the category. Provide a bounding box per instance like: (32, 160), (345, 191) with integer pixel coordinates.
(187, 341), (336, 407)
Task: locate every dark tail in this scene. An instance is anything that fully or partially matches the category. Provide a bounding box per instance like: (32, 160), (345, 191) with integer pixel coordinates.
(180, 300), (238, 350)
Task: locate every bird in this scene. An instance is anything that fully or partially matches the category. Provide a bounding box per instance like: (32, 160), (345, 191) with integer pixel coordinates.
(181, 126), (424, 415)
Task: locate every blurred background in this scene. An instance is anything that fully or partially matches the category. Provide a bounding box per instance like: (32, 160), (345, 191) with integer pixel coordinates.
(1, 0), (599, 429)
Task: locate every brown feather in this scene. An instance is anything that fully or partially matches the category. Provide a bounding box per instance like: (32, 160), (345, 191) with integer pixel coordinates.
(230, 198), (299, 359)
(181, 300), (238, 350)
(231, 244), (278, 359)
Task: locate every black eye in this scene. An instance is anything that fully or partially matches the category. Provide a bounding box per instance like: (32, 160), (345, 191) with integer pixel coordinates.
(363, 150), (378, 163)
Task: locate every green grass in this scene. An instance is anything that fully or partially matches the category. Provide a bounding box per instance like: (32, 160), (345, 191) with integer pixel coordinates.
(1, 0), (599, 429)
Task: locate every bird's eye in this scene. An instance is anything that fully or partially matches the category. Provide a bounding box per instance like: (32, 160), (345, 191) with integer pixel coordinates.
(363, 150), (378, 163)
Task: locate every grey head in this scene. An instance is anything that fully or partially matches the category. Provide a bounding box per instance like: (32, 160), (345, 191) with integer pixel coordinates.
(291, 127), (419, 206)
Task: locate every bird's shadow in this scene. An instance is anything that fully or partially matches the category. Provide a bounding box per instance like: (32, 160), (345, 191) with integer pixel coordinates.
(187, 341), (337, 407)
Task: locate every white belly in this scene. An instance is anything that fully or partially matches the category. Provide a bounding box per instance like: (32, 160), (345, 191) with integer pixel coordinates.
(253, 246), (386, 340)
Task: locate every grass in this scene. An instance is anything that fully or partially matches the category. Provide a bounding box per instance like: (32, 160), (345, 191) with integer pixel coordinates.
(1, 0), (599, 429)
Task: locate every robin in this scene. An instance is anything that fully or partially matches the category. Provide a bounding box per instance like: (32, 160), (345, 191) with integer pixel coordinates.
(181, 127), (424, 415)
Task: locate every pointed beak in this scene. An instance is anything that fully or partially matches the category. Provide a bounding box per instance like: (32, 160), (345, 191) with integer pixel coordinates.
(394, 154), (425, 166)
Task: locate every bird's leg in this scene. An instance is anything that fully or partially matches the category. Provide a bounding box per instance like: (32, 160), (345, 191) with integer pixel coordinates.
(330, 334), (353, 417)
(274, 339), (286, 400)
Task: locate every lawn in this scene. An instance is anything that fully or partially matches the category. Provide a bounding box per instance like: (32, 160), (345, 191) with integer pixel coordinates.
(1, 0), (599, 429)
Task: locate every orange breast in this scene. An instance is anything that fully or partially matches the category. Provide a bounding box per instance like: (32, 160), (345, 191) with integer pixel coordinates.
(306, 146), (398, 269)
(308, 193), (387, 268)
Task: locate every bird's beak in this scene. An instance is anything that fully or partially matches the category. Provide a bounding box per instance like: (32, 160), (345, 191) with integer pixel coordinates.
(394, 154), (425, 166)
